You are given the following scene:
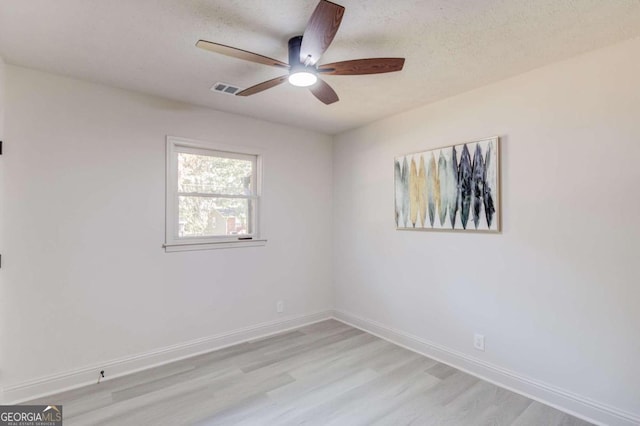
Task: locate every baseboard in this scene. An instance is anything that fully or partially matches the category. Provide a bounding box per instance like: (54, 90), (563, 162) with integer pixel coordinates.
(1, 310), (332, 404)
(5, 309), (637, 426)
(332, 309), (640, 426)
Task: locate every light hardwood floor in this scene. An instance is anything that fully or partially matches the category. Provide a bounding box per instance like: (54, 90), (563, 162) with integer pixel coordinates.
(30, 320), (593, 425)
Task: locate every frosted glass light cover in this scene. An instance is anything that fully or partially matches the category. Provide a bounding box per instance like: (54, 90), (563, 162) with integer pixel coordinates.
(288, 72), (318, 87)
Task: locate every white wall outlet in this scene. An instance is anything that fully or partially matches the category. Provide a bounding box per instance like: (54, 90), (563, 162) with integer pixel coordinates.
(276, 300), (284, 313)
(474, 333), (485, 351)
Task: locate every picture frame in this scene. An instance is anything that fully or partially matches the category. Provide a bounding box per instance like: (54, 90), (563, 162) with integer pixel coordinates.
(394, 136), (500, 232)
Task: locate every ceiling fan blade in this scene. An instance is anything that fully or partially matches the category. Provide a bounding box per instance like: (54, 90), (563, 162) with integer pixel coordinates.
(318, 58), (405, 75)
(236, 75), (289, 96)
(309, 78), (339, 105)
(300, 0), (345, 66)
(196, 40), (289, 69)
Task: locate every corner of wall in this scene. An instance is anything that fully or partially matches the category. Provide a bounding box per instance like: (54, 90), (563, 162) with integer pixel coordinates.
(329, 134), (338, 310)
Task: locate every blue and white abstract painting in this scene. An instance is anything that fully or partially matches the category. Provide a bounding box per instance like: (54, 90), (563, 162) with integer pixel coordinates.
(395, 137), (500, 232)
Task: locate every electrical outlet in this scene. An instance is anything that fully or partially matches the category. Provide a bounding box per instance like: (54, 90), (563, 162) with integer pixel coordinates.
(474, 334), (485, 351)
(276, 300), (284, 313)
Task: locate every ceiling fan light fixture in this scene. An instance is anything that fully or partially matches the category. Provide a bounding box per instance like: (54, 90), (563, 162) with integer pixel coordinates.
(196, 1), (404, 104)
(288, 71), (318, 87)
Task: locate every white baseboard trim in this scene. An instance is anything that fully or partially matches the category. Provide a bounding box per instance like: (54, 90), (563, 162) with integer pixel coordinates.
(332, 309), (640, 426)
(1, 310), (332, 405)
(4, 308), (637, 426)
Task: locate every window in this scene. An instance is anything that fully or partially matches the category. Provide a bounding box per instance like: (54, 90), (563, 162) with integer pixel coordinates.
(165, 137), (264, 251)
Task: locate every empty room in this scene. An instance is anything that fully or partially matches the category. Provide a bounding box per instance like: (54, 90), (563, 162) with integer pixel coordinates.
(0, 1), (639, 425)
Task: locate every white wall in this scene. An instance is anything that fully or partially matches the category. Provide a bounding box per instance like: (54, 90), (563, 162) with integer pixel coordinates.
(333, 36), (640, 422)
(0, 57), (6, 399)
(0, 56), (4, 136)
(0, 66), (333, 396)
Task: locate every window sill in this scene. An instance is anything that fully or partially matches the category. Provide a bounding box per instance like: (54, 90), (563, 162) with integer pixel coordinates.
(163, 239), (267, 252)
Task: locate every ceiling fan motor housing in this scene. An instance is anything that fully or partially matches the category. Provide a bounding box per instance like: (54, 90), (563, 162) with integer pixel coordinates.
(287, 35), (319, 87)
(288, 36), (303, 67)
(288, 36), (315, 73)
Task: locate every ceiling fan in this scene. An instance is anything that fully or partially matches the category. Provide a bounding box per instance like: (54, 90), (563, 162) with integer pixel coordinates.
(196, 0), (405, 105)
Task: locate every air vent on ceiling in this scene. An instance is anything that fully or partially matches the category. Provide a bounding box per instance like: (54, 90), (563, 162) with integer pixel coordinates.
(211, 82), (243, 95)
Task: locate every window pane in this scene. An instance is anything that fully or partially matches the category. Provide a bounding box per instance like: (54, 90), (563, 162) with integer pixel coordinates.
(178, 196), (253, 237)
(178, 152), (253, 195)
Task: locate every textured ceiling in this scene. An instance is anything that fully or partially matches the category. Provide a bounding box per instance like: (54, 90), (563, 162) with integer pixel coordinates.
(1, 0), (640, 134)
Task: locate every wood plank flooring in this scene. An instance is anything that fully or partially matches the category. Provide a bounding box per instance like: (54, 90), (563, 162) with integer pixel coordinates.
(29, 320), (593, 425)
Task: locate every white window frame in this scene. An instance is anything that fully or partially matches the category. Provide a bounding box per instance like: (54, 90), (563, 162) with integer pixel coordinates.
(164, 136), (266, 252)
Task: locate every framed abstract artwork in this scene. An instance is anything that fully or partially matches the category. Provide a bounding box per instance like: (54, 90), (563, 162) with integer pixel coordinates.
(394, 136), (500, 232)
